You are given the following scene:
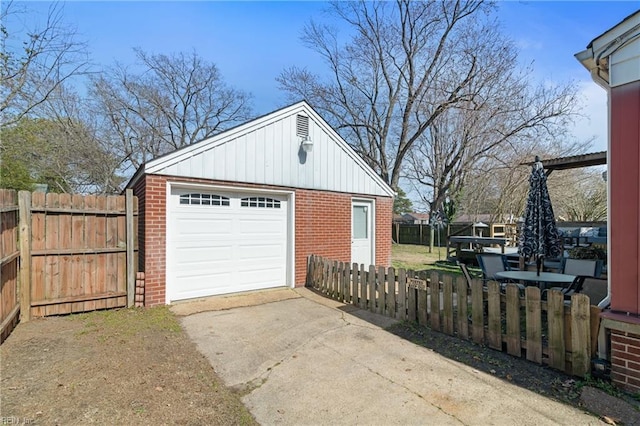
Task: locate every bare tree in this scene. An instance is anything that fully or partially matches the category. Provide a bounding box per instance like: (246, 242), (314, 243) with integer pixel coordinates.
(91, 49), (253, 172)
(400, 12), (581, 218)
(40, 84), (126, 194)
(549, 169), (607, 222)
(1, 1), (89, 127)
(278, 0), (500, 189)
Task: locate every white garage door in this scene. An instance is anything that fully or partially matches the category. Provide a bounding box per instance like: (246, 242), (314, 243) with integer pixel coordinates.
(168, 187), (288, 302)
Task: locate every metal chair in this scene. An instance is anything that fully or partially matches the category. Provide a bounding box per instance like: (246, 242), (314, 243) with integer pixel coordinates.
(545, 275), (587, 302)
(457, 260), (475, 289)
(561, 258), (603, 278)
(476, 253), (511, 284)
(476, 253), (525, 293)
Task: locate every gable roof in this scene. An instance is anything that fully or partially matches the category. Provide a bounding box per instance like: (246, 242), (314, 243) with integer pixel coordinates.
(128, 101), (395, 197)
(575, 10), (640, 88)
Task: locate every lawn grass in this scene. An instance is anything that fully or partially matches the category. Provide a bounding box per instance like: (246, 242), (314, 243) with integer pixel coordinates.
(391, 243), (481, 277)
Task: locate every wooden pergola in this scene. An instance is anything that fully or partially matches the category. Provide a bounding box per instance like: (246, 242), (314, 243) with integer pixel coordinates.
(521, 151), (606, 175)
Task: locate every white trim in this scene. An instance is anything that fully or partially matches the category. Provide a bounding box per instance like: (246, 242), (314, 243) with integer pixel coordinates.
(351, 197), (376, 267)
(165, 181), (295, 304)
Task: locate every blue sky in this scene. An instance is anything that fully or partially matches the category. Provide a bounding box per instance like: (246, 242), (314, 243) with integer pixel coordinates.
(16, 1), (640, 152)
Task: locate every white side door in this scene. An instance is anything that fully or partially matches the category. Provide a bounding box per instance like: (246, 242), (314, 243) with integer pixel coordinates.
(351, 200), (373, 267)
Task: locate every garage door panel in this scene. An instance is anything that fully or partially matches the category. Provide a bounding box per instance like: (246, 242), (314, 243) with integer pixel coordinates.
(174, 216), (233, 236)
(238, 218), (285, 233)
(237, 244), (285, 260)
(169, 187), (288, 302)
(175, 252), (233, 267)
(238, 267), (285, 286)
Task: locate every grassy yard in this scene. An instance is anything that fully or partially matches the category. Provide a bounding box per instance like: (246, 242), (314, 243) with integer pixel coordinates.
(391, 243), (481, 276)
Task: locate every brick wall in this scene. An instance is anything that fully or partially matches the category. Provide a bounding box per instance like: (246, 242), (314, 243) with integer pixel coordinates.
(132, 174), (167, 306)
(133, 174), (393, 306)
(611, 330), (640, 392)
(375, 196), (393, 266)
(294, 190), (351, 284)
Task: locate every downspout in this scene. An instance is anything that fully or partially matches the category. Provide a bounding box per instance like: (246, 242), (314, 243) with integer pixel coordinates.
(575, 46), (611, 310)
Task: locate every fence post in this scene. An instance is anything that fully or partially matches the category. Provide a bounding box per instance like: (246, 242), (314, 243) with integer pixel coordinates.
(126, 189), (135, 308)
(18, 191), (32, 322)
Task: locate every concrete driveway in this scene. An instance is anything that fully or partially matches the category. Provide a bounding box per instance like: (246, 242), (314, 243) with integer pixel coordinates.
(177, 288), (603, 425)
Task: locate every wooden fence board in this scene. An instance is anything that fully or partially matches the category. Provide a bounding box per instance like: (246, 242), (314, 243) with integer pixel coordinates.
(525, 287), (542, 364)
(44, 193), (60, 316)
(377, 266), (385, 315)
(386, 267), (396, 318)
(590, 306), (602, 357)
(1, 190), (20, 338)
(58, 194), (72, 315)
(487, 281), (502, 350)
(71, 194), (85, 312)
(429, 272), (440, 331)
(359, 264), (367, 309)
(351, 263), (358, 306)
(397, 268), (406, 320)
(455, 276), (469, 339)
(417, 287), (427, 326)
(571, 294), (591, 376)
(548, 290), (566, 370)
(344, 263), (351, 304)
(505, 285), (521, 356)
(407, 271), (417, 322)
(368, 265), (376, 313)
(84, 195), (98, 311)
(335, 261), (341, 301)
(30, 192), (45, 317)
(471, 280), (484, 344)
(115, 195), (127, 308)
(442, 275), (454, 335)
(126, 189), (135, 307)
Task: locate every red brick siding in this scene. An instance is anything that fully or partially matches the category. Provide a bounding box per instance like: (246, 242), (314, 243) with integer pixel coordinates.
(294, 190), (352, 284)
(136, 175), (167, 306)
(375, 196), (393, 266)
(134, 174), (392, 306)
(611, 330), (640, 393)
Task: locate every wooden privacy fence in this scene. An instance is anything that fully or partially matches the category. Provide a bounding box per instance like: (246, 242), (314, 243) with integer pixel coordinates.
(392, 224), (447, 246)
(1, 190), (20, 342)
(307, 255), (600, 377)
(19, 190), (138, 320)
(1, 188), (139, 342)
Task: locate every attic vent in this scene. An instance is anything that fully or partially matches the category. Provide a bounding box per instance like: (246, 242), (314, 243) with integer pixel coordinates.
(296, 115), (309, 137)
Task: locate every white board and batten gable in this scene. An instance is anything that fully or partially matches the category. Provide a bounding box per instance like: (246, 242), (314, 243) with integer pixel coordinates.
(143, 101), (395, 198)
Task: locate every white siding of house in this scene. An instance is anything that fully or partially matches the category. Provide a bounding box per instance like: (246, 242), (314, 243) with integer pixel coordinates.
(144, 102), (394, 197)
(610, 41), (640, 88)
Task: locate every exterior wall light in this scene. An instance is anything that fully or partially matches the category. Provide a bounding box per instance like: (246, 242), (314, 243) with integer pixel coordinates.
(301, 136), (313, 153)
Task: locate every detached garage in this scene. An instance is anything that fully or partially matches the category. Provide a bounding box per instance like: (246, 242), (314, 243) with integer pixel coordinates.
(128, 101), (395, 306)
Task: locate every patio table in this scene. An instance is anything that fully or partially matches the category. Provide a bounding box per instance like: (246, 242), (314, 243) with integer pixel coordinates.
(495, 271), (576, 290)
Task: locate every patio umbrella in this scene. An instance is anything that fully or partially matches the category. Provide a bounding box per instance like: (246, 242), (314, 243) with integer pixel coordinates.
(518, 156), (562, 275)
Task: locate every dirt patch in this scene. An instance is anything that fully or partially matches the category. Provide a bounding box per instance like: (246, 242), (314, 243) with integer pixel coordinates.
(387, 321), (640, 423)
(0, 307), (256, 425)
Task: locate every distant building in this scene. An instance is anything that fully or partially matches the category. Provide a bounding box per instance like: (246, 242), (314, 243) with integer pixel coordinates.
(396, 212), (430, 225)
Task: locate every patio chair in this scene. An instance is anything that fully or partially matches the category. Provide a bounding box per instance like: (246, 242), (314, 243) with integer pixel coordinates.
(561, 258), (603, 278)
(544, 275), (587, 302)
(476, 253), (525, 293)
(457, 261), (475, 289)
(476, 253), (511, 284)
